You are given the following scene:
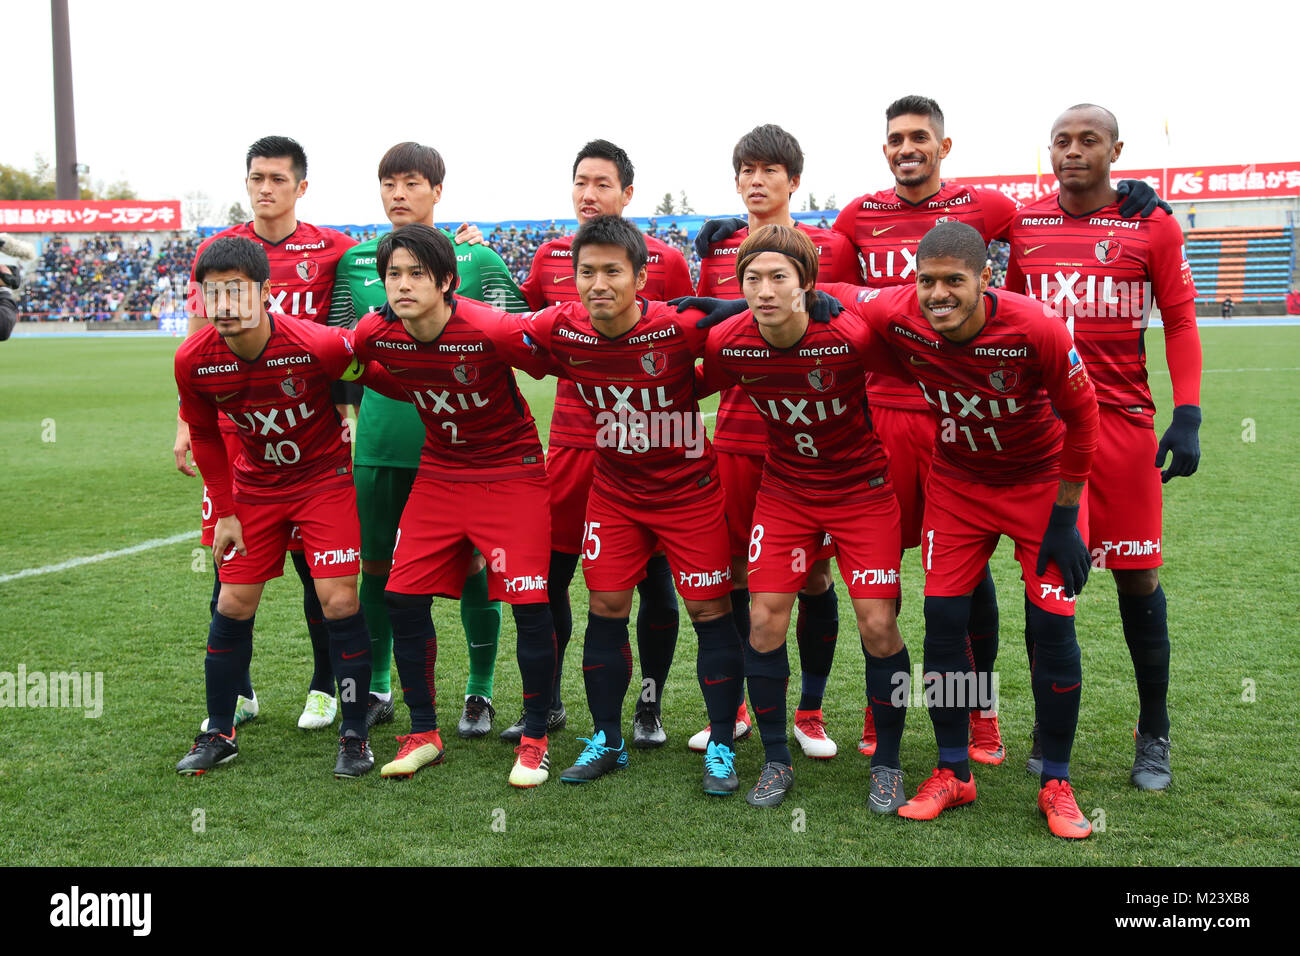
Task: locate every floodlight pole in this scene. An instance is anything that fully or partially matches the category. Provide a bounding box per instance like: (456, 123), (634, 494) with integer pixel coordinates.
(51, 0), (79, 200)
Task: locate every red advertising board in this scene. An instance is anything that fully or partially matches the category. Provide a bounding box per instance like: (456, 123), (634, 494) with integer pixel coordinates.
(946, 162), (1300, 204)
(0, 200), (182, 231)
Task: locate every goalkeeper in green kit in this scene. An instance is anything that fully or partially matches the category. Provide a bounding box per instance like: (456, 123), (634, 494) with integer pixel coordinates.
(330, 142), (529, 736)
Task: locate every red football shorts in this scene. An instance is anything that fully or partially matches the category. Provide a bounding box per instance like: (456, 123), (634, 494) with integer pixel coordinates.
(748, 480), (901, 599)
(921, 473), (1090, 616)
(387, 473), (551, 604)
(199, 428), (242, 548)
(872, 404), (936, 552)
(581, 480), (732, 601)
(217, 482), (360, 585)
(718, 450), (835, 563)
(1087, 405), (1163, 570)
(547, 445), (596, 555)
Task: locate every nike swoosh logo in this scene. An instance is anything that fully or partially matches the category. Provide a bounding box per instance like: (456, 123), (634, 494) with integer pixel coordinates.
(869, 697), (893, 706)
(740, 375), (766, 384)
(569, 357), (593, 365)
(207, 646), (233, 654)
(469, 642), (493, 648)
(341, 649), (368, 660)
(909, 356), (930, 366)
(214, 392), (239, 402)
(717, 275), (736, 284)
(523, 692), (540, 699)
(364, 277), (383, 286)
(755, 705), (778, 714)
(1023, 244), (1047, 255)
(1051, 682), (1081, 694)
(554, 274), (573, 283)
(702, 676), (732, 685)
(872, 225), (896, 236)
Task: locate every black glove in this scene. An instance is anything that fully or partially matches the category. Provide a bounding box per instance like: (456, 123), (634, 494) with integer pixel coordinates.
(672, 295), (748, 328)
(0, 263), (21, 291)
(807, 290), (844, 324)
(1155, 404), (1201, 483)
(693, 217), (746, 258)
(1035, 503), (1090, 599)
(1116, 179), (1172, 218)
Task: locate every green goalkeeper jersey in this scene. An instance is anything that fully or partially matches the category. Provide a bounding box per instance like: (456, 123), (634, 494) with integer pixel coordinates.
(330, 230), (528, 468)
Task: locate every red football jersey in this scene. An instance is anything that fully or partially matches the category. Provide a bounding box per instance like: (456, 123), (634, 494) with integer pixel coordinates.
(521, 233), (695, 449)
(833, 184), (1019, 411)
(190, 221), (357, 326)
(176, 316), (364, 516)
(838, 283), (1098, 486)
(519, 299), (718, 504)
(701, 310), (892, 500)
(696, 222), (865, 456)
(351, 297), (553, 482)
(1002, 198), (1196, 415)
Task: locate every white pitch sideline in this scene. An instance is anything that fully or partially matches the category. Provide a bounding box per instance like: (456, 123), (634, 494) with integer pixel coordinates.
(0, 530), (200, 585)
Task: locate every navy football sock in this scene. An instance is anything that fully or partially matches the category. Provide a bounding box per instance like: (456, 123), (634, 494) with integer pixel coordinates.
(967, 566), (999, 711)
(694, 615), (744, 749)
(1027, 601), (1081, 784)
(512, 603), (557, 739)
(1118, 586), (1171, 738)
(548, 551), (579, 708)
(924, 595), (974, 782)
(386, 593), (439, 733)
(865, 645), (909, 769)
(326, 610), (372, 737)
(583, 613), (632, 749)
(211, 566), (254, 698)
(795, 585), (838, 711)
(745, 640), (791, 765)
(292, 551), (334, 695)
(635, 554), (679, 714)
(730, 587), (751, 645)
(205, 611), (254, 735)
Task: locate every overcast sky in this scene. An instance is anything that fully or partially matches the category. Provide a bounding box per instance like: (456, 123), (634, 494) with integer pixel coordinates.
(10, 0), (1296, 227)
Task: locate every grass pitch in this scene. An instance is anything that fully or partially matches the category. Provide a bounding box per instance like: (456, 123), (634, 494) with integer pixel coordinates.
(0, 328), (1297, 866)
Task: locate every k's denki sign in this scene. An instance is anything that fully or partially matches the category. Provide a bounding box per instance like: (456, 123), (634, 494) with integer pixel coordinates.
(947, 162), (1300, 203)
(0, 200), (182, 231)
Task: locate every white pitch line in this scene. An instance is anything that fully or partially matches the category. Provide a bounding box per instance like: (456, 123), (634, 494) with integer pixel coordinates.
(0, 530), (200, 584)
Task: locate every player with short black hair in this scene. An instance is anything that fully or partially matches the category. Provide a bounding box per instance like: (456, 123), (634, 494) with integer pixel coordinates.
(329, 142), (523, 739)
(691, 124), (864, 759)
(517, 215), (745, 795)
(835, 220), (1100, 837)
(350, 224), (558, 788)
(1004, 104), (1201, 790)
(176, 135), (359, 736)
(506, 141), (695, 750)
(174, 236), (405, 779)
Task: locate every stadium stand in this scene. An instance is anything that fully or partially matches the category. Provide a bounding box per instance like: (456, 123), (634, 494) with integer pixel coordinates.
(1185, 225), (1295, 306)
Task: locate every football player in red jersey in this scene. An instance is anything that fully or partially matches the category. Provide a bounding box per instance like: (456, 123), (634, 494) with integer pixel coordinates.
(349, 225), (559, 788)
(690, 125), (864, 759)
(506, 141), (695, 750)
(1004, 104), (1201, 790)
(517, 216), (745, 795)
(700, 225), (908, 810)
(834, 221), (1100, 837)
(174, 136), (358, 734)
(173, 237), (405, 779)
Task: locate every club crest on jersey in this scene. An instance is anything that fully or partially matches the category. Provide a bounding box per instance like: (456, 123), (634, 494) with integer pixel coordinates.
(988, 368), (1019, 393)
(934, 215), (956, 223)
(1094, 240), (1122, 265)
(296, 259), (319, 282)
(640, 350), (668, 377)
(808, 367), (835, 392)
(453, 363), (479, 386)
(281, 375), (306, 399)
